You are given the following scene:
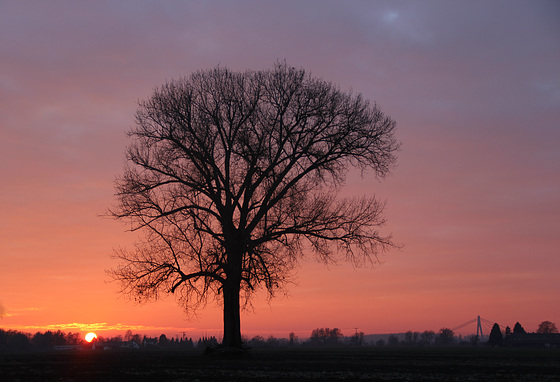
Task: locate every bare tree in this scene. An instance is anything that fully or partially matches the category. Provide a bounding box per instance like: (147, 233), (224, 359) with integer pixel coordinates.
(420, 330), (435, 345)
(537, 321), (558, 334)
(436, 328), (455, 345)
(108, 62), (399, 348)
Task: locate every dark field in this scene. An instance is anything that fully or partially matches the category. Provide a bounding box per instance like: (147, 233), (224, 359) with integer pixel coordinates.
(1, 347), (559, 381)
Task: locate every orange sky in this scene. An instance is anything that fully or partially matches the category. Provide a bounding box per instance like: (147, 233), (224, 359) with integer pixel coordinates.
(1, 1), (559, 341)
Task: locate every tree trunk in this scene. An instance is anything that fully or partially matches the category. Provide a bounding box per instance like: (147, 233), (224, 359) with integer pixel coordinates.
(222, 278), (242, 348)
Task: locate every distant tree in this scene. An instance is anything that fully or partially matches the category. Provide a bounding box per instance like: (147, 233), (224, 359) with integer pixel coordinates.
(197, 335), (218, 349)
(32, 330), (66, 350)
(404, 330), (419, 346)
(124, 330), (134, 342)
(311, 328), (326, 345)
(420, 330), (435, 345)
(537, 321), (558, 334)
(266, 335), (280, 347)
(310, 328), (324, 345)
(404, 330), (413, 345)
(376, 339), (385, 346)
(310, 328), (343, 345)
(9, 331), (31, 351)
(248, 335), (266, 348)
(184, 337), (194, 349)
(65, 332), (82, 345)
(159, 334), (168, 345)
(513, 322), (526, 335)
(108, 62), (399, 349)
(0, 329), (31, 351)
(351, 330), (365, 346)
(436, 328), (454, 345)
(468, 334), (479, 345)
(289, 332), (298, 346)
(31, 332), (46, 350)
(387, 334), (399, 346)
(488, 323), (503, 347)
(328, 328), (343, 345)
(503, 326), (512, 346)
(132, 333), (142, 344)
(109, 335), (123, 344)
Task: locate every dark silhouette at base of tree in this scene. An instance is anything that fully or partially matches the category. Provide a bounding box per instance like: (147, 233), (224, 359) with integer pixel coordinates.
(108, 62), (399, 348)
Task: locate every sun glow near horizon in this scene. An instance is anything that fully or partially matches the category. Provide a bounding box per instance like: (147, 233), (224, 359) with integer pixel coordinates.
(85, 332), (97, 342)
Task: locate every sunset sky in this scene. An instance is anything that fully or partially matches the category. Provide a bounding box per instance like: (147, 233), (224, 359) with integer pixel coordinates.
(1, 1), (559, 341)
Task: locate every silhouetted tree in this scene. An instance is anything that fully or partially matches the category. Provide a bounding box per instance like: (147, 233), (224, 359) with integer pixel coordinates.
(31, 330), (66, 350)
(420, 330), (435, 345)
(404, 330), (419, 346)
(328, 328), (343, 345)
(488, 323), (503, 347)
(124, 330), (134, 342)
(436, 328), (455, 345)
(0, 329), (31, 351)
(289, 332), (298, 346)
(404, 330), (413, 345)
(351, 330), (365, 346)
(184, 337), (194, 349)
(65, 332), (82, 345)
(537, 321), (558, 334)
(503, 326), (512, 346)
(248, 335), (266, 348)
(310, 328), (343, 346)
(108, 62), (399, 348)
(197, 335), (219, 349)
(513, 322), (526, 335)
(387, 334), (399, 346)
(266, 335), (280, 347)
(159, 334), (168, 345)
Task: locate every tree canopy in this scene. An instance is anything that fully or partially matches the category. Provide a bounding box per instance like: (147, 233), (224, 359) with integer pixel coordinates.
(488, 323), (503, 347)
(109, 62), (399, 348)
(537, 321), (558, 334)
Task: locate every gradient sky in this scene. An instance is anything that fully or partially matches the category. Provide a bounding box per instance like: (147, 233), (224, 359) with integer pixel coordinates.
(1, 0), (559, 340)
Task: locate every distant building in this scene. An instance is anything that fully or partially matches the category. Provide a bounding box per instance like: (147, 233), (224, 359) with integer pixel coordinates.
(53, 345), (83, 351)
(91, 341), (111, 351)
(91, 340), (140, 351)
(143, 338), (158, 349)
(118, 340), (140, 350)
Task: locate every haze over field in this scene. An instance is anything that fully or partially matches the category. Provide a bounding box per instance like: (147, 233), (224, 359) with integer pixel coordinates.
(1, 0), (558, 339)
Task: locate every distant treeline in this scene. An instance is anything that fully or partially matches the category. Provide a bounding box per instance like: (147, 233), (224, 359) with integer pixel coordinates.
(0, 329), (82, 352)
(2, 321), (557, 352)
(378, 321), (559, 348)
(0, 329), (198, 352)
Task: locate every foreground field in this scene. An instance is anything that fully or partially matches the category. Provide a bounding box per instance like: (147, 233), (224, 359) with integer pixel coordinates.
(1, 346), (559, 381)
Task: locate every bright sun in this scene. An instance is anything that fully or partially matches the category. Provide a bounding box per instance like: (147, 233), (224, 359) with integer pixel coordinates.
(85, 332), (97, 342)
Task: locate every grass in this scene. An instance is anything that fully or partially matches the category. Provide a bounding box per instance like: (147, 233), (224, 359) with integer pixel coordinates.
(1, 346), (559, 381)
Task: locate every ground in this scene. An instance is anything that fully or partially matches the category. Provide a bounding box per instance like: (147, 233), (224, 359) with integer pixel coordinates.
(1, 346), (559, 381)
